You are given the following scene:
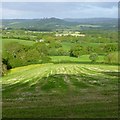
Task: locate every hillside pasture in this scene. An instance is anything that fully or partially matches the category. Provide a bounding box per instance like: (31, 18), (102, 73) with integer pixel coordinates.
(2, 63), (118, 118)
(50, 55), (104, 63)
(1, 38), (35, 46)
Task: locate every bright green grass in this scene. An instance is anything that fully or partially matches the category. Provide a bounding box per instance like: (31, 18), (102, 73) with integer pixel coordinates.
(2, 63), (118, 118)
(62, 42), (74, 50)
(51, 55), (104, 63)
(1, 38), (35, 46)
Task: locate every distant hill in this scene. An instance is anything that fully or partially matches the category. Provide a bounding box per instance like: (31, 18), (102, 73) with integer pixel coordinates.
(64, 18), (117, 24)
(2, 18), (77, 31)
(64, 18), (118, 31)
(2, 17), (117, 31)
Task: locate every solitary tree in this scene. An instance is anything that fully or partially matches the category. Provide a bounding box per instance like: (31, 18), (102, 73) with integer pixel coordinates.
(89, 53), (98, 63)
(70, 45), (83, 58)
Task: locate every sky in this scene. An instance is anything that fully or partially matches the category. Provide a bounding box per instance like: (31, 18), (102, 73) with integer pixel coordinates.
(1, 2), (118, 19)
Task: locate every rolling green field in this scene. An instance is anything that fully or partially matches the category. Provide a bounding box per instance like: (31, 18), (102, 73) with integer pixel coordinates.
(1, 13), (119, 119)
(1, 38), (35, 46)
(1, 29), (119, 118)
(2, 63), (118, 118)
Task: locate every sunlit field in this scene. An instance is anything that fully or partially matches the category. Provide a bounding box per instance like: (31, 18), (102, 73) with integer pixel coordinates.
(2, 63), (118, 118)
(1, 3), (118, 118)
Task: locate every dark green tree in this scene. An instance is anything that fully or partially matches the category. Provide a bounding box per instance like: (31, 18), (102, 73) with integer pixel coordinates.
(70, 45), (83, 58)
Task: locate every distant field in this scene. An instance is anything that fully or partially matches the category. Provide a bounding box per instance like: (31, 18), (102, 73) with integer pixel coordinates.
(2, 63), (118, 118)
(62, 41), (118, 51)
(1, 38), (35, 46)
(51, 55), (104, 63)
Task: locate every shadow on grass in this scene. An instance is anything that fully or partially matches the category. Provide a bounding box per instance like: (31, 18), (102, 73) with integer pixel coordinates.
(3, 74), (118, 118)
(3, 74), (91, 94)
(101, 72), (120, 77)
(52, 61), (119, 66)
(3, 72), (115, 96)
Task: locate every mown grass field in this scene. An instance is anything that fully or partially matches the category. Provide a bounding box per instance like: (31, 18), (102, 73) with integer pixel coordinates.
(2, 63), (119, 118)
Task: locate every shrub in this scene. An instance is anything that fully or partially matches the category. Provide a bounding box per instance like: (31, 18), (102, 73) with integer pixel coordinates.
(1, 58), (12, 76)
(3, 42), (51, 68)
(85, 46), (94, 54)
(41, 56), (51, 63)
(89, 53), (98, 63)
(104, 52), (119, 64)
(70, 45), (83, 58)
(104, 44), (118, 53)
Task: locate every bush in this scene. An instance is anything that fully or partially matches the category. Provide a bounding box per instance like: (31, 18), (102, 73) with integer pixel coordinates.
(1, 58), (12, 76)
(57, 48), (69, 56)
(1, 63), (7, 76)
(41, 56), (51, 63)
(89, 53), (98, 63)
(104, 44), (118, 53)
(104, 52), (119, 64)
(3, 42), (51, 68)
(70, 45), (83, 58)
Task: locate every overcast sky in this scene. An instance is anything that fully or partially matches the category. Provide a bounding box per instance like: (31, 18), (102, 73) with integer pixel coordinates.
(1, 2), (118, 19)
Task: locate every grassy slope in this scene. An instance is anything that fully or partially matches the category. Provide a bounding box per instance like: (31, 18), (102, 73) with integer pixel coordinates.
(1, 38), (35, 46)
(1, 38), (118, 118)
(2, 63), (118, 118)
(51, 55), (104, 63)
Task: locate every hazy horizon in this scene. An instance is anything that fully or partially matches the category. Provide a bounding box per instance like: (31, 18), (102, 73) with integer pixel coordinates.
(1, 2), (118, 19)
(1, 17), (118, 20)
